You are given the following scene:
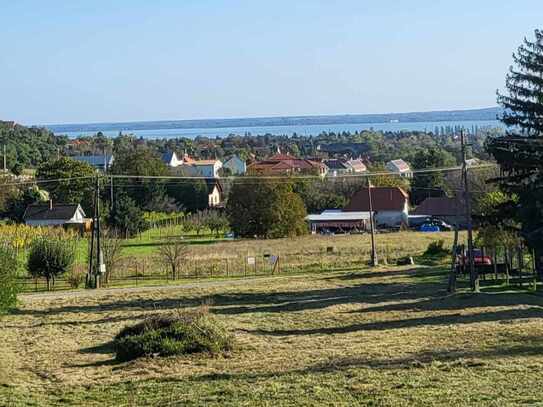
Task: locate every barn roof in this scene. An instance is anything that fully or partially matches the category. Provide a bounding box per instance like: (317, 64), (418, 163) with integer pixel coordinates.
(23, 204), (85, 222)
(413, 197), (466, 216)
(345, 187), (409, 212)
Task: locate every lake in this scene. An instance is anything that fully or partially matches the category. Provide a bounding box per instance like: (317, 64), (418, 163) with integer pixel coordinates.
(52, 119), (503, 140)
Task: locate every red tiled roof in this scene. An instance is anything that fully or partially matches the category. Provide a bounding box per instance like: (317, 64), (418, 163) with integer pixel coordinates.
(413, 197), (466, 216)
(248, 155), (325, 173)
(345, 187), (409, 212)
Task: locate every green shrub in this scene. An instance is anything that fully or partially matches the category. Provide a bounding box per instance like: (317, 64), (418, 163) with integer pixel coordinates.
(114, 308), (233, 362)
(27, 237), (76, 290)
(0, 245), (20, 314)
(423, 240), (450, 258)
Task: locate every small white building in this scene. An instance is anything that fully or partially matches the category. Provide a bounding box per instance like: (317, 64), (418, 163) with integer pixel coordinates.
(386, 159), (413, 178)
(23, 203), (88, 227)
(206, 180), (223, 207)
(161, 151), (184, 168)
(223, 155), (246, 175)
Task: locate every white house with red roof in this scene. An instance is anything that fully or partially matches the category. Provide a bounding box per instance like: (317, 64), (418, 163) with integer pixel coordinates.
(386, 159), (413, 178)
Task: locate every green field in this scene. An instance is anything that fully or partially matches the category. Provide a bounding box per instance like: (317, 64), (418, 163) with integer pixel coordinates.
(2, 257), (543, 406)
(20, 230), (463, 292)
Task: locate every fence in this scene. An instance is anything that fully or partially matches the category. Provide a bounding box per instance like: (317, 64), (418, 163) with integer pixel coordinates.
(18, 243), (419, 293)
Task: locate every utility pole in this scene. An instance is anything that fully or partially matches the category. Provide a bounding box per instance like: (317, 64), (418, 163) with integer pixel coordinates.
(3, 144), (6, 173)
(95, 176), (102, 289)
(461, 130), (478, 292)
(367, 179), (378, 267)
(88, 176), (103, 289)
(110, 175), (114, 209)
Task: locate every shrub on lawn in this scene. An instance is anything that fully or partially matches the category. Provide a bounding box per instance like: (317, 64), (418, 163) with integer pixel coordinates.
(114, 307), (233, 362)
(0, 245), (20, 314)
(27, 236), (76, 290)
(423, 240), (450, 258)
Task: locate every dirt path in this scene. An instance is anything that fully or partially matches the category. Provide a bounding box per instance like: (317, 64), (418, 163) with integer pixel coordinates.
(19, 274), (305, 301)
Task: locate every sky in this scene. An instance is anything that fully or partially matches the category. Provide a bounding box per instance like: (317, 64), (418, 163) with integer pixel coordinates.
(1, 0), (542, 125)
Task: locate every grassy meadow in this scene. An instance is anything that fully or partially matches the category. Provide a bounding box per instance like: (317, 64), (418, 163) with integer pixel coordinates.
(2, 261), (543, 406)
(18, 228), (465, 292)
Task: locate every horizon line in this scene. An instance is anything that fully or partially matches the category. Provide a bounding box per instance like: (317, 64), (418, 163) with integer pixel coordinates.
(34, 106), (501, 128)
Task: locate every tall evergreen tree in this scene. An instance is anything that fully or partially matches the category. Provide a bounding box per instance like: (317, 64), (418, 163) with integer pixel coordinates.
(487, 29), (543, 272)
(497, 29), (543, 136)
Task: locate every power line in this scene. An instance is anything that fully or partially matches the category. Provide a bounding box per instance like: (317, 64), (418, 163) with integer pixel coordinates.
(0, 164), (499, 188)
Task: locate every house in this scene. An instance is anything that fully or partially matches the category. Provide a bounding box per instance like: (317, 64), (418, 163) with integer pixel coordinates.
(23, 202), (89, 229)
(324, 158), (367, 177)
(323, 159), (352, 177)
(344, 187), (410, 228)
(386, 159), (413, 178)
(189, 160), (223, 178)
(306, 210), (371, 234)
(206, 180), (224, 207)
(223, 155), (247, 175)
(346, 159), (367, 173)
(413, 197), (468, 228)
(248, 154), (327, 177)
(72, 155), (114, 172)
(161, 151), (183, 168)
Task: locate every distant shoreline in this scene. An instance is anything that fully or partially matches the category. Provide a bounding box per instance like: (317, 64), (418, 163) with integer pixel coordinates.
(42, 107), (502, 134)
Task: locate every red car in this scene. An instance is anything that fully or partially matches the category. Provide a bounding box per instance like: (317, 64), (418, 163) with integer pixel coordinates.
(458, 249), (492, 266)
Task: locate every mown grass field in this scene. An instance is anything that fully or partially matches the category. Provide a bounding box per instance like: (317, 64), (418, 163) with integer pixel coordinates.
(20, 230), (463, 292)
(2, 260), (543, 406)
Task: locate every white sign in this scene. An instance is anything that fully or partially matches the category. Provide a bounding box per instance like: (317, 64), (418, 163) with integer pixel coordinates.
(247, 256), (255, 266)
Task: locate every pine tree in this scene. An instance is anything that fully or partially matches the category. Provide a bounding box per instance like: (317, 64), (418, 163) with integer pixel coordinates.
(497, 29), (543, 136)
(487, 29), (543, 271)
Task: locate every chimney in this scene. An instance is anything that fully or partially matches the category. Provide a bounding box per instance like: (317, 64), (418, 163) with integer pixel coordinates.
(49, 199), (53, 211)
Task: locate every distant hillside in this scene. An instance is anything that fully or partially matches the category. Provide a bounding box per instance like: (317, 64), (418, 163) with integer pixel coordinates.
(45, 107), (503, 133)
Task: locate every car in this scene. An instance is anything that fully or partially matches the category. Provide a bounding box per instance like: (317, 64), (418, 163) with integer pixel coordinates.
(419, 219), (453, 232)
(458, 248), (492, 265)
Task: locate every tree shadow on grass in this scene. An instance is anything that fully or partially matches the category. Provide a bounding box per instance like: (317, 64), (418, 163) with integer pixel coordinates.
(190, 334), (543, 383)
(248, 306), (543, 337)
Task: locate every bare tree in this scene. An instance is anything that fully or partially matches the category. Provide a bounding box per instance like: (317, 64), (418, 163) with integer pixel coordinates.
(101, 229), (124, 285)
(158, 241), (189, 279)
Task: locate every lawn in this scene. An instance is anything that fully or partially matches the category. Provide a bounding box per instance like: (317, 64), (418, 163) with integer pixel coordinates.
(2, 264), (543, 406)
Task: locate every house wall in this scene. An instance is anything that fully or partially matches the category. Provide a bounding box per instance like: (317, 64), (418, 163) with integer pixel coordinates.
(208, 186), (222, 207)
(26, 219), (69, 226)
(375, 203), (409, 228)
(224, 158), (246, 175)
(194, 162), (222, 178)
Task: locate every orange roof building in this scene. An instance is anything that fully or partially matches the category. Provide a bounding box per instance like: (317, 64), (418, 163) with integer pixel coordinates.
(247, 153), (327, 177)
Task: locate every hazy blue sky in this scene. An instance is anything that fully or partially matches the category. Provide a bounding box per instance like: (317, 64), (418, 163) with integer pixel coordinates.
(1, 0), (541, 124)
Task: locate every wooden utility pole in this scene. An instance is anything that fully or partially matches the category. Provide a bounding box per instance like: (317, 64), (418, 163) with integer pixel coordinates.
(461, 130), (478, 292)
(3, 144), (6, 172)
(88, 176), (103, 289)
(367, 180), (378, 267)
(95, 176), (102, 289)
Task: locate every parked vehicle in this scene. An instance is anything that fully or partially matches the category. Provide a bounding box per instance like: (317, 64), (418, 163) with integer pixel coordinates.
(408, 215), (432, 229)
(458, 248), (493, 265)
(419, 220), (453, 232)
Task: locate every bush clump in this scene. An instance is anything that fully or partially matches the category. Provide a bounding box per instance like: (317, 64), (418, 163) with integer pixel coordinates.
(114, 308), (233, 362)
(423, 240), (450, 258)
(0, 245), (20, 314)
(27, 236), (76, 290)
